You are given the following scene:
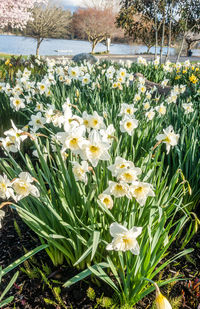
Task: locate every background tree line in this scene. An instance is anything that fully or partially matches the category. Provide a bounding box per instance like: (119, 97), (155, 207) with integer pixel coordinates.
(117, 0), (200, 61)
(1, 0), (199, 57)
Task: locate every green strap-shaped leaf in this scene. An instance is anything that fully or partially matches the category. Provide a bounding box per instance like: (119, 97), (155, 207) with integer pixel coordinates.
(0, 272), (19, 302)
(2, 244), (48, 276)
(63, 262), (109, 288)
(73, 245), (93, 266)
(0, 296), (14, 307)
(91, 231), (100, 261)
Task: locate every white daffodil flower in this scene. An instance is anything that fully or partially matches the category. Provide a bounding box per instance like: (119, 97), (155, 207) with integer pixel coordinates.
(81, 130), (110, 167)
(145, 108), (155, 121)
(81, 73), (91, 85)
(45, 106), (55, 124)
(54, 132), (69, 146)
(137, 56), (147, 66)
(118, 68), (127, 78)
(155, 104), (167, 116)
(103, 181), (130, 199)
(71, 161), (89, 184)
(133, 93), (141, 103)
(137, 76), (146, 85)
(65, 126), (86, 154)
(82, 111), (91, 129)
(12, 85), (23, 96)
(0, 174), (14, 200)
(37, 82), (48, 94)
(100, 124), (115, 144)
(183, 103), (194, 114)
(1, 136), (20, 153)
(64, 77), (72, 85)
(98, 193), (113, 209)
(117, 167), (141, 183)
(35, 103), (44, 112)
(10, 96), (25, 111)
(117, 76), (126, 83)
(161, 79), (169, 87)
(179, 85), (186, 93)
(156, 125), (179, 154)
(163, 65), (173, 73)
(4, 120), (27, 143)
(173, 85), (180, 95)
(107, 157), (137, 177)
(12, 172), (40, 202)
(106, 222), (142, 254)
(129, 181), (155, 206)
(23, 68), (31, 78)
(138, 84), (146, 94)
(89, 111), (105, 130)
(119, 103), (137, 117)
(29, 112), (46, 132)
(143, 101), (151, 110)
(51, 111), (65, 128)
(107, 65), (115, 75)
(63, 106), (82, 132)
(184, 60), (190, 67)
(166, 91), (177, 104)
(68, 66), (80, 79)
(146, 91), (152, 100)
(120, 116), (138, 136)
(175, 62), (182, 69)
(154, 57), (160, 65)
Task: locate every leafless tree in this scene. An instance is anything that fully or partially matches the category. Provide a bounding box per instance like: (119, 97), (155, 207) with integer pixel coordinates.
(25, 4), (71, 55)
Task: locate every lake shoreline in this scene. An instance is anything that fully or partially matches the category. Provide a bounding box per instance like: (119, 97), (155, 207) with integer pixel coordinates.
(0, 34), (199, 57)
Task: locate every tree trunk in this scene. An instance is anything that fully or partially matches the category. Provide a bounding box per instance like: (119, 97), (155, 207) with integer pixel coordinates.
(165, 3), (173, 63)
(146, 46), (151, 54)
(186, 40), (192, 56)
(153, 0), (158, 59)
(176, 33), (185, 63)
(176, 18), (188, 63)
(36, 38), (43, 56)
(91, 40), (97, 53)
(160, 17), (165, 64)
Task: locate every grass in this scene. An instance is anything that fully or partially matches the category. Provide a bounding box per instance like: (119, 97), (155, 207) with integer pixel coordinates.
(0, 53), (28, 59)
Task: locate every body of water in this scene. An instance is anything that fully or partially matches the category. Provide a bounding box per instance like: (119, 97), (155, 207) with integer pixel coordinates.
(0, 35), (199, 57)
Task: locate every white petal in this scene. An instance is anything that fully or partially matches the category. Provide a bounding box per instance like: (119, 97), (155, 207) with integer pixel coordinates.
(130, 241), (140, 255)
(19, 172), (33, 183)
(106, 243), (113, 250)
(130, 226), (142, 238)
(110, 222), (128, 237)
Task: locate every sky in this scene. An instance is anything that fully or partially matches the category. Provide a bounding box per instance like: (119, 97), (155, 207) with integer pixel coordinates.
(60, 0), (83, 7)
(53, 0), (120, 11)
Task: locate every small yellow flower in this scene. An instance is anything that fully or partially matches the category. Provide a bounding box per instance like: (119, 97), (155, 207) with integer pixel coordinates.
(182, 70), (187, 74)
(5, 59), (10, 65)
(191, 66), (195, 70)
(175, 75), (181, 80)
(189, 74), (198, 84)
(196, 67), (199, 72)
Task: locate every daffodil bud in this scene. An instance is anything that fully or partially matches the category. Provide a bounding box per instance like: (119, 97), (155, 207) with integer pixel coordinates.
(155, 286), (172, 309)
